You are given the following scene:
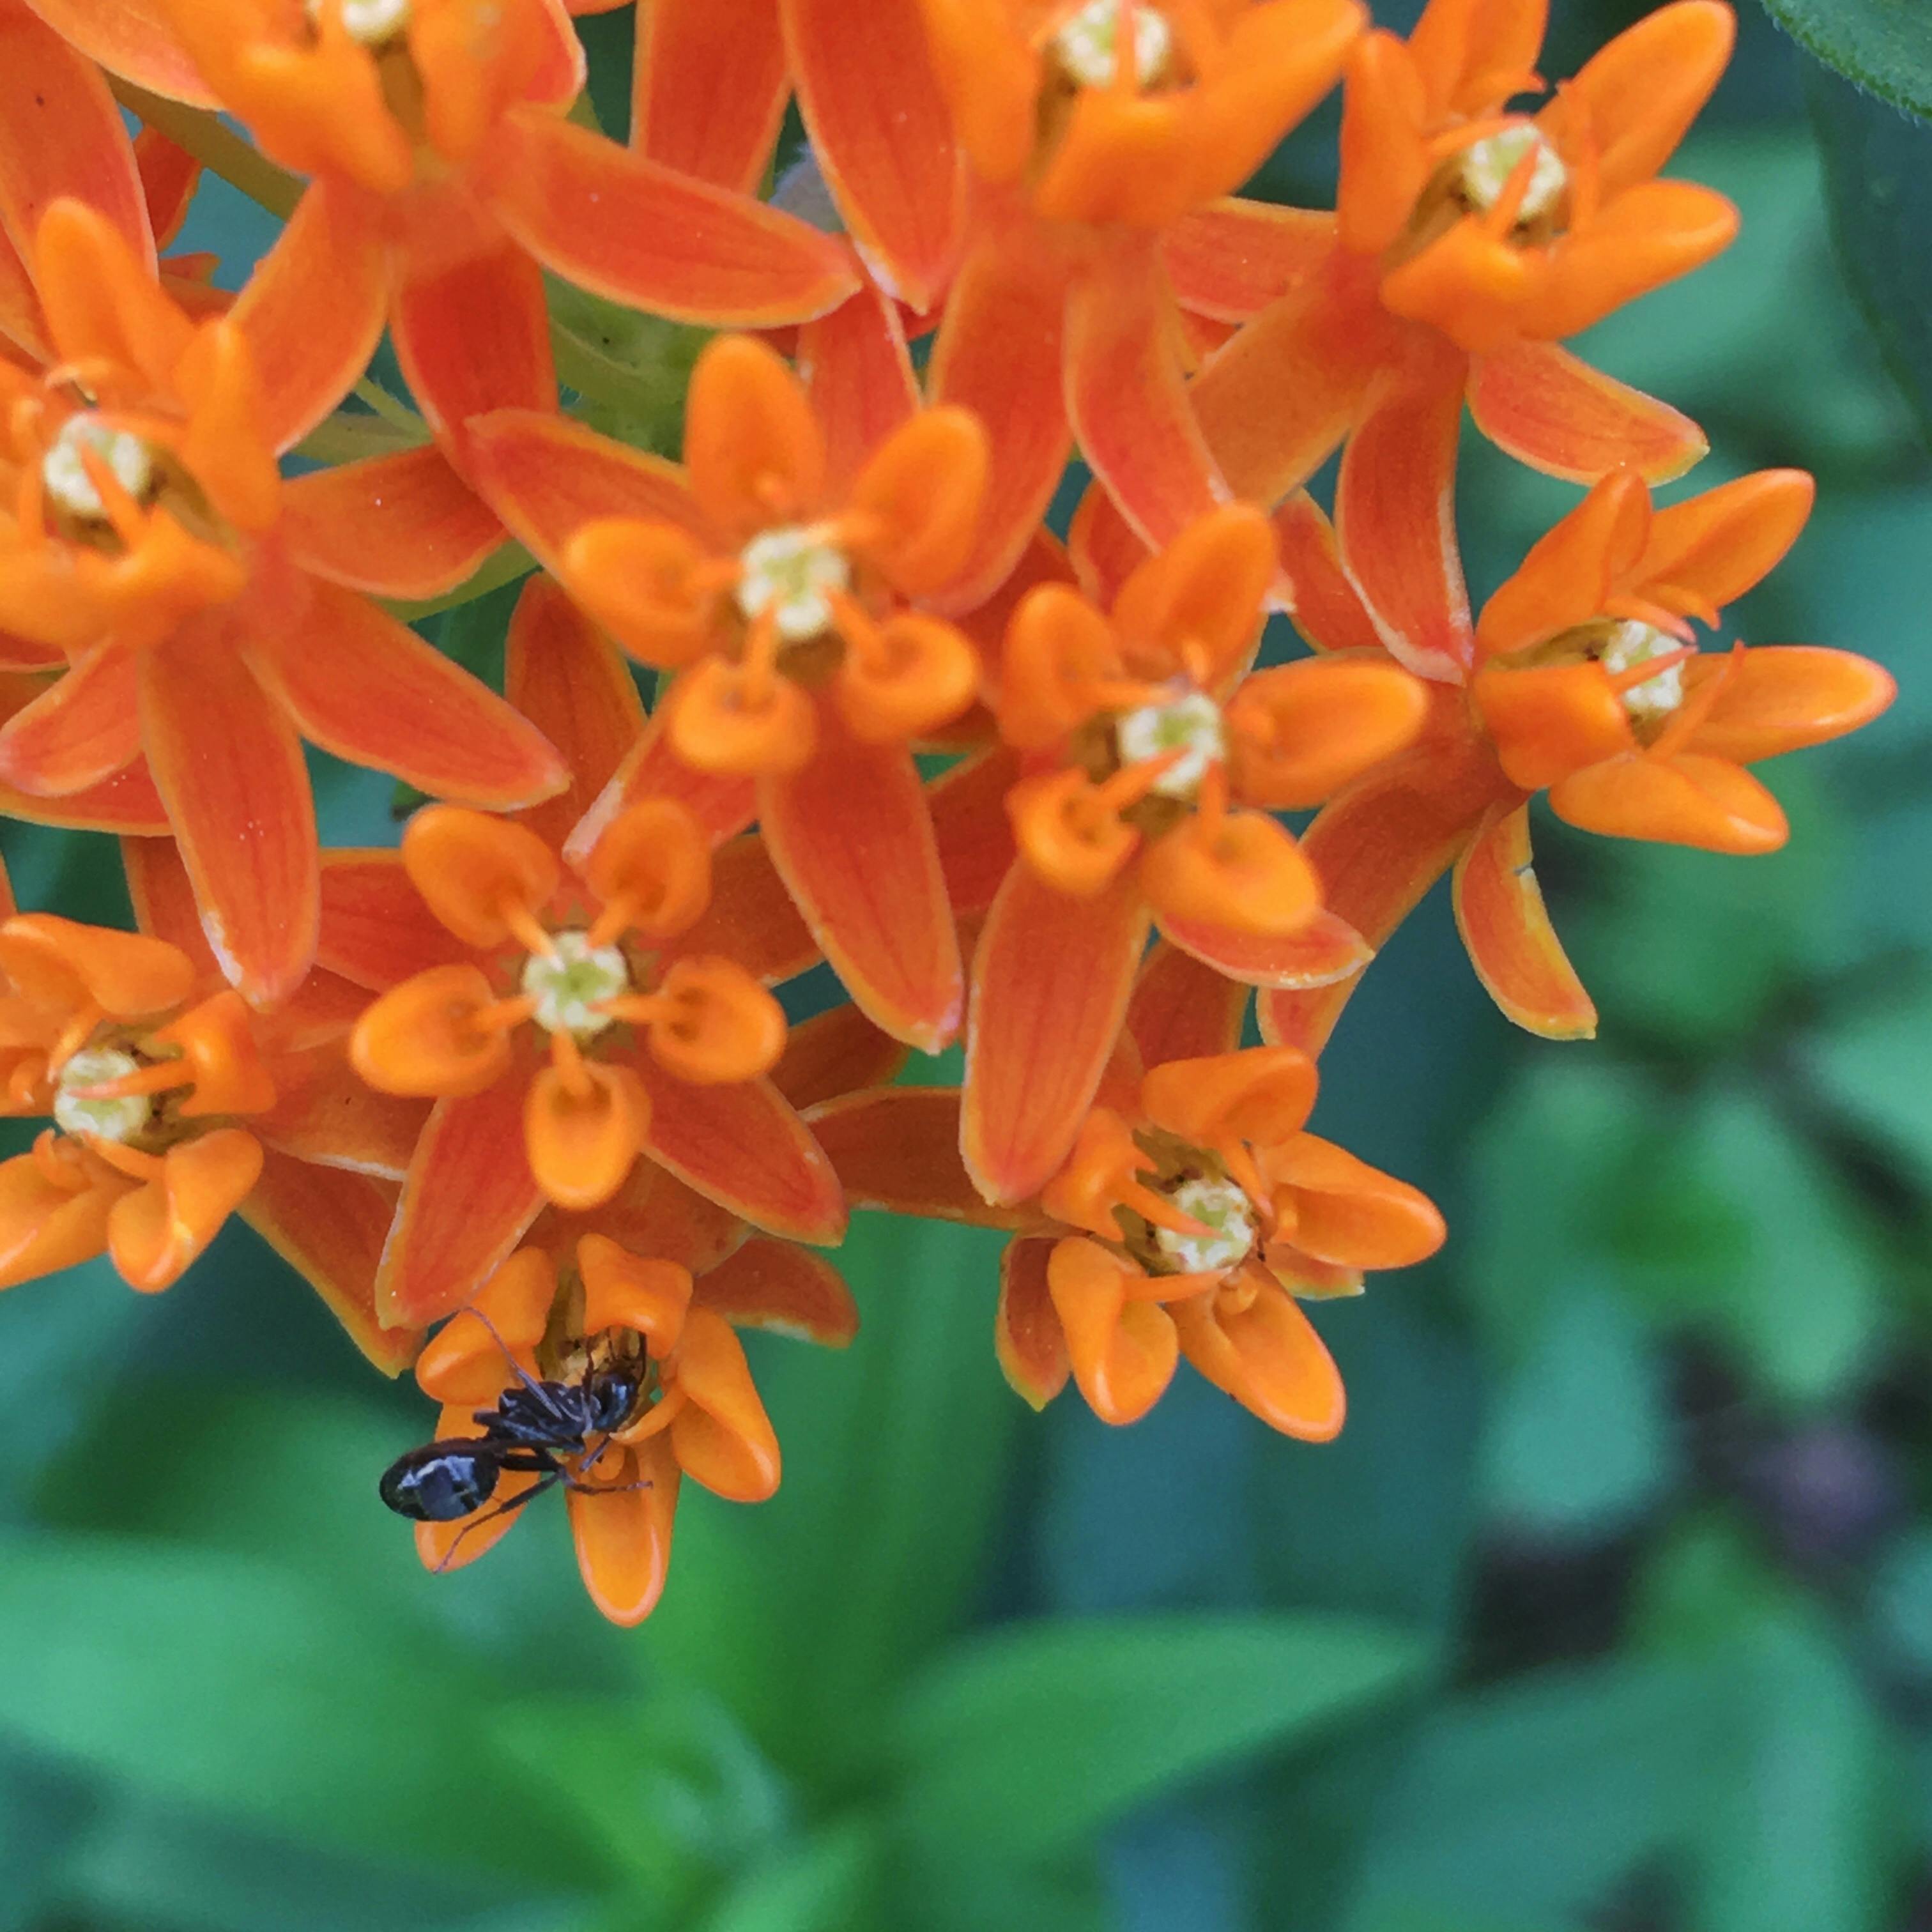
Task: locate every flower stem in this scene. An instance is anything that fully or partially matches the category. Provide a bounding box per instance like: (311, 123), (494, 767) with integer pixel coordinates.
(109, 79), (303, 221)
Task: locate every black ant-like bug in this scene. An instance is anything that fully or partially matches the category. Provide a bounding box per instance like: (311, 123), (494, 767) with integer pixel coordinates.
(379, 1310), (653, 1565)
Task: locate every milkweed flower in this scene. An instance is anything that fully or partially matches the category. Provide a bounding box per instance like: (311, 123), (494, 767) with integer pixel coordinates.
(960, 501), (1425, 1204)
(815, 1021), (1442, 1432)
(323, 576), (843, 1330)
(1257, 471), (1895, 1053)
(47, 0), (860, 456)
(916, 0), (1365, 601)
(466, 324), (990, 1052)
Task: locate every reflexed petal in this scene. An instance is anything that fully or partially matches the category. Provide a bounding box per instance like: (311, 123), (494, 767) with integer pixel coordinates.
(0, 647), (143, 796)
(995, 1235), (1069, 1409)
(377, 1052), (548, 1327)
(1333, 342), (1473, 680)
(1685, 645), (1895, 763)
(798, 277), (920, 495)
(139, 622), (316, 1006)
(769, 1000), (908, 1111)
(280, 445), (504, 601)
(569, 1435), (680, 1625)
(231, 181), (388, 453)
(120, 831), (215, 970)
(318, 852), (473, 990)
(783, 0), (963, 311)
(1160, 909), (1371, 991)
(17, 0), (215, 105)
(963, 863), (1148, 1206)
(1549, 750), (1788, 854)
(481, 107), (858, 328)
(1271, 493), (1383, 654)
(632, 0), (788, 192)
(1173, 1278), (1344, 1439)
(930, 746), (1022, 919)
(135, 128), (197, 249)
(1046, 1236), (1177, 1426)
(254, 1054), (428, 1179)
(1163, 200), (1336, 321)
(564, 709), (758, 869)
(759, 709), (962, 1050)
(668, 1307), (779, 1500)
(1468, 341), (1708, 484)
(1637, 469), (1815, 613)
(241, 1154), (417, 1374)
(696, 1238), (859, 1346)
(249, 579), (567, 808)
(808, 1085), (1025, 1227)
(1451, 801), (1595, 1039)
(1127, 940), (1249, 1066)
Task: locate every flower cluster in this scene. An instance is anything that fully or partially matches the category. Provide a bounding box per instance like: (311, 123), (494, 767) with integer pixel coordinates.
(0, 0), (1893, 1622)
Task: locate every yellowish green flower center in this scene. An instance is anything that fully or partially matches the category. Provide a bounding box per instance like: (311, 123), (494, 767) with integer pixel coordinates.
(52, 1048), (151, 1144)
(1459, 125), (1568, 224)
(1153, 1176), (1256, 1275)
(1053, 0), (1175, 90)
(1116, 689), (1225, 798)
(42, 415), (155, 523)
(1598, 619), (1686, 721)
(736, 526), (851, 643)
(522, 930), (629, 1038)
(306, 0), (412, 45)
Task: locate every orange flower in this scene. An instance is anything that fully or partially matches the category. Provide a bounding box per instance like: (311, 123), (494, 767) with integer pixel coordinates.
(1254, 473), (1894, 1055)
(397, 1154), (857, 1624)
(47, 0), (859, 457)
(324, 576), (844, 1330)
(814, 1018), (1442, 1433)
(961, 502), (1425, 1204)
(0, 188), (565, 1005)
(466, 325), (989, 1052)
(917, 0), (1365, 602)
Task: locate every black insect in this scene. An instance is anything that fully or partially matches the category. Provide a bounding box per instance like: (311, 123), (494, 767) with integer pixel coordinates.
(379, 1314), (651, 1563)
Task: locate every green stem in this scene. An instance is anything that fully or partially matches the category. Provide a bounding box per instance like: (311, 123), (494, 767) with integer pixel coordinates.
(111, 79), (303, 222)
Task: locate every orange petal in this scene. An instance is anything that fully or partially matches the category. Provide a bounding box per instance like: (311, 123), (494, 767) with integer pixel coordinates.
(0, 1140), (124, 1287)
(249, 580), (567, 809)
(569, 1435), (680, 1625)
(1140, 1044), (1318, 1148)
(1470, 659), (1635, 792)
(134, 128), (197, 250)
(564, 708), (757, 869)
(931, 744), (1022, 919)
(118, 834), (212, 969)
(783, 0), (964, 312)
(138, 622), (317, 1007)
(526, 1059), (648, 1209)
(995, 1234), (1069, 1409)
(350, 963), (512, 1098)
(666, 658), (818, 777)
(759, 712), (962, 1050)
(1111, 503), (1275, 680)
(1126, 940), (1249, 1066)
(1451, 800), (1596, 1039)
(696, 1237), (858, 1346)
(1468, 340), (1708, 484)
(1269, 1133), (1446, 1268)
(480, 106), (858, 329)
(1406, 0), (1545, 119)
(631, 0), (787, 194)
(962, 862), (1148, 1207)
(668, 1305), (780, 1500)
(834, 611), (979, 744)
(18, 0), (215, 105)
(1527, 180), (1739, 340)
(1229, 655), (1429, 808)
(1333, 342), (1474, 680)
(1173, 1277), (1344, 1439)
(583, 797), (713, 940)
(1636, 468), (1814, 613)
(503, 573), (647, 852)
(1142, 809), (1322, 937)
(0, 910), (193, 1016)
(847, 406), (990, 594)
(643, 957), (788, 1084)
(1475, 468), (1652, 659)
(0, 647), (144, 796)
(1271, 493), (1383, 655)
(684, 332), (826, 534)
(769, 1000), (908, 1111)
(808, 1084), (1023, 1227)
(31, 196), (181, 390)
(1335, 30), (1429, 254)
(1046, 1236), (1177, 1426)
(1159, 907), (1371, 992)
(280, 445), (505, 601)
(1549, 749), (1789, 854)
(376, 1050), (547, 1327)
(318, 852), (475, 991)
(579, 1234), (694, 1355)
(1685, 645), (1895, 763)
(798, 277), (920, 494)
(107, 1126), (262, 1291)
(400, 805), (560, 949)
(414, 1245), (556, 1402)
(659, 831), (818, 985)
(1163, 199), (1337, 322)
(252, 1052), (429, 1180)
(564, 519), (723, 671)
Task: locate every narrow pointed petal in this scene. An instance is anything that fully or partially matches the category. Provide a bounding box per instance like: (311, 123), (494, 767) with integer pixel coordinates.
(480, 107), (859, 326)
(782, 0), (963, 311)
(231, 181), (388, 453)
(1334, 343), (1473, 681)
(502, 574), (645, 850)
(570, 1436), (680, 1625)
(135, 128), (197, 248)
(377, 1056), (546, 1327)
(1272, 493), (1383, 654)
(120, 829), (214, 970)
(797, 279), (919, 494)
(317, 852), (471, 990)
(254, 1053), (429, 1179)
(930, 746), (1022, 919)
(0, 222), (47, 361)
(1128, 942), (1249, 1067)
(1452, 801), (1596, 1039)
(770, 1000), (908, 1111)
(759, 706), (962, 1051)
(1164, 201), (1337, 321)
(1468, 341), (1708, 484)
(139, 625), (317, 1006)
(1638, 470), (1815, 611)
(963, 864), (1149, 1206)
(18, 0), (215, 104)
(249, 578), (566, 808)
(927, 230), (1072, 609)
(564, 710), (756, 868)
(1685, 646), (1895, 763)
(628, 1054), (847, 1245)
(280, 445), (503, 600)
(632, 0), (787, 192)
(0, 4), (152, 271)
(1160, 908), (1372, 990)
(661, 832), (817, 985)
(996, 1236), (1070, 1409)
(696, 1238), (859, 1346)
(1549, 751), (1789, 854)
(809, 1085), (1025, 1226)
(1066, 239), (1227, 551)
(240, 1154), (418, 1372)
(1174, 1282), (1344, 1439)
(0, 648), (142, 796)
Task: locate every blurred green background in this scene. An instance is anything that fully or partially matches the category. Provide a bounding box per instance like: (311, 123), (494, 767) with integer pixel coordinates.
(5, 3), (1932, 1927)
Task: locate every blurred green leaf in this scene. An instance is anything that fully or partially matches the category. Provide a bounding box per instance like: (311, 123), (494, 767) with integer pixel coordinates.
(1805, 990), (1932, 1190)
(1630, 1514), (1790, 1657)
(1870, 1529), (1932, 1679)
(1480, 1280), (1676, 1542)
(693, 1820), (884, 1932)
(891, 1613), (1424, 1864)
(0, 1533), (601, 1885)
(1808, 64), (1932, 448)
(1758, 0), (1932, 121)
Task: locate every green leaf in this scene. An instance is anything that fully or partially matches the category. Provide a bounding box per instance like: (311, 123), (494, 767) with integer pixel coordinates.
(0, 1533), (601, 1885)
(1871, 1529), (1932, 1680)
(1759, 0), (1932, 123)
(1808, 63), (1932, 449)
(1805, 991), (1932, 1191)
(694, 1821), (885, 1932)
(891, 1613), (1425, 1864)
